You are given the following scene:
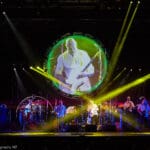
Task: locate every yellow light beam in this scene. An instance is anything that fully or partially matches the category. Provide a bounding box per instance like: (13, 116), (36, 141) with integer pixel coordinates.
(31, 66), (88, 97)
(95, 74), (150, 104)
(110, 1), (140, 77)
(99, 1), (140, 94)
(100, 67), (127, 94)
(30, 67), (71, 90)
(30, 67), (149, 131)
(40, 73), (150, 131)
(113, 1), (133, 53)
(116, 0), (140, 58)
(104, 106), (139, 130)
(36, 66), (45, 72)
(110, 67), (127, 83)
(102, 1), (133, 87)
(31, 66), (149, 109)
(63, 71), (149, 129)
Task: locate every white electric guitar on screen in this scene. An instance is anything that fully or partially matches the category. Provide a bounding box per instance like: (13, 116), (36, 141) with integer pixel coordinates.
(64, 51), (100, 94)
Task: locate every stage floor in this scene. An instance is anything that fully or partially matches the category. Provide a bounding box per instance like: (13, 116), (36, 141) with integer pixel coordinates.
(1, 131), (150, 150)
(1, 131), (150, 137)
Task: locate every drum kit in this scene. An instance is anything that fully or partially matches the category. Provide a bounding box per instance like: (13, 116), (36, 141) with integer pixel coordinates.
(16, 95), (53, 130)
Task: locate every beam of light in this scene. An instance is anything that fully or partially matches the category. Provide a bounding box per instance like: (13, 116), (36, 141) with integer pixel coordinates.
(100, 67), (127, 94)
(118, 1), (140, 48)
(30, 66), (89, 96)
(40, 102), (139, 132)
(94, 74), (150, 104)
(101, 1), (133, 87)
(101, 1), (140, 92)
(41, 72), (148, 131)
(36, 66), (45, 72)
(2, 12), (36, 64)
(30, 67), (71, 91)
(119, 69), (133, 86)
(101, 105), (139, 130)
(111, 67), (127, 83)
(30, 60), (148, 131)
(80, 73), (150, 126)
(32, 66), (95, 101)
(113, 1), (133, 53)
(13, 68), (27, 97)
(109, 1), (140, 78)
(23, 68), (44, 89)
(29, 66), (149, 131)
(38, 104), (89, 131)
(30, 66), (149, 129)
(39, 73), (150, 131)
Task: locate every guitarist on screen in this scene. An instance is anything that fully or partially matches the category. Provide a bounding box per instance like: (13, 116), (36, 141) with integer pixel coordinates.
(54, 38), (95, 95)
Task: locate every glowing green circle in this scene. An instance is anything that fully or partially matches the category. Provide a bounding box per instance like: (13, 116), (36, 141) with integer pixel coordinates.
(46, 34), (108, 96)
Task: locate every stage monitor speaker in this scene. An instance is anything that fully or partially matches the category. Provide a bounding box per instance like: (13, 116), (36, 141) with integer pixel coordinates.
(101, 124), (116, 131)
(66, 125), (80, 132)
(85, 125), (97, 132)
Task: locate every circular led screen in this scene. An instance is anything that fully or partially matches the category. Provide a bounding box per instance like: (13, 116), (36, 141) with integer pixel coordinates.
(46, 34), (108, 96)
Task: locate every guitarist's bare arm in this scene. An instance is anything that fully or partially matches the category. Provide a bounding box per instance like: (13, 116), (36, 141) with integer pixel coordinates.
(55, 73), (66, 83)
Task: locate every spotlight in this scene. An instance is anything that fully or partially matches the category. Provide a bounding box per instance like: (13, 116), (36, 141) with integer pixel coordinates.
(22, 67), (25, 71)
(130, 1), (133, 4)
(130, 69), (133, 72)
(13, 68), (16, 71)
(138, 1), (140, 4)
(36, 66), (40, 69)
(29, 66), (33, 69)
(138, 68), (142, 72)
(2, 11), (6, 15)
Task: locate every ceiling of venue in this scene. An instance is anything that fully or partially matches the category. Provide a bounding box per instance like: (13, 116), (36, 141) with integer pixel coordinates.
(0, 0), (150, 100)
(1, 0), (149, 63)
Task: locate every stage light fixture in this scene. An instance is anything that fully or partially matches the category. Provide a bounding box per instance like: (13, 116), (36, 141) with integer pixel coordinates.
(138, 68), (142, 72)
(130, 69), (133, 72)
(2, 11), (6, 15)
(130, 1), (133, 4)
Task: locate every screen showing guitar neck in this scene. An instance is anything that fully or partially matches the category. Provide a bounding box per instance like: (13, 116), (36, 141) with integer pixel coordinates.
(45, 34), (108, 96)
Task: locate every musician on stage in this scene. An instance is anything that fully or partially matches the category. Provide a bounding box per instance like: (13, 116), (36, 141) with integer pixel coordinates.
(86, 100), (99, 125)
(123, 96), (135, 113)
(137, 96), (150, 129)
(54, 100), (66, 118)
(123, 96), (136, 130)
(24, 99), (33, 120)
(21, 99), (33, 131)
(54, 99), (66, 131)
(54, 38), (95, 94)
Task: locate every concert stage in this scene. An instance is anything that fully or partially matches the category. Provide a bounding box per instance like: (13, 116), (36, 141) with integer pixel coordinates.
(1, 131), (150, 150)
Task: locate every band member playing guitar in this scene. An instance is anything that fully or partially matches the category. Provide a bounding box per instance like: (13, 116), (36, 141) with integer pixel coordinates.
(54, 38), (95, 95)
(86, 100), (99, 125)
(123, 96), (135, 113)
(24, 99), (32, 121)
(137, 96), (150, 129)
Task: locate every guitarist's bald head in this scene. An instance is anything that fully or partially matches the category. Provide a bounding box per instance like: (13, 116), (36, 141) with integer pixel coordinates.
(65, 38), (78, 55)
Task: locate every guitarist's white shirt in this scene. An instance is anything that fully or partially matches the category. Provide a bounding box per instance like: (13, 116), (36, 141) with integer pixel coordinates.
(55, 49), (94, 94)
